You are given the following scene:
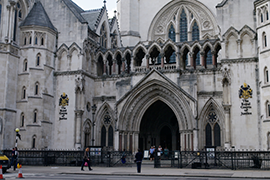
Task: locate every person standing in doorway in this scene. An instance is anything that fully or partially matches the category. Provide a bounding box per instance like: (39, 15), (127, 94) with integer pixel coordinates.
(81, 147), (93, 171)
(135, 148), (143, 173)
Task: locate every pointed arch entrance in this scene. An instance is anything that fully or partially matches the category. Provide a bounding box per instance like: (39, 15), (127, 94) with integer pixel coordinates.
(116, 71), (197, 152)
(139, 100), (180, 151)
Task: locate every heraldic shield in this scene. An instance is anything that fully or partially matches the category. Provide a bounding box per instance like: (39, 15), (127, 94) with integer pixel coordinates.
(239, 83), (252, 100)
(59, 93), (69, 107)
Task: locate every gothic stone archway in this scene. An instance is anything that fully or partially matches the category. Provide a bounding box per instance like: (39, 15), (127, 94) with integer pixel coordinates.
(116, 70), (196, 152)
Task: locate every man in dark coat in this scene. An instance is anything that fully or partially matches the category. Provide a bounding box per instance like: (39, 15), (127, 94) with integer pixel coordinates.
(135, 148), (143, 173)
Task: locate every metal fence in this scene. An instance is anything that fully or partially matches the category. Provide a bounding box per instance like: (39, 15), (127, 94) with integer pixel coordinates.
(3, 149), (270, 170)
(153, 150), (270, 170)
(2, 149), (133, 167)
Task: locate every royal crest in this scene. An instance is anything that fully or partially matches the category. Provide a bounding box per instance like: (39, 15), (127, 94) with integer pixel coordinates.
(59, 93), (69, 107)
(239, 83), (252, 100)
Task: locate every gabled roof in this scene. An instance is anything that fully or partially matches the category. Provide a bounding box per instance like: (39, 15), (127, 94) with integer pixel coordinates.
(81, 9), (102, 31)
(20, 1), (57, 31)
(62, 0), (87, 24)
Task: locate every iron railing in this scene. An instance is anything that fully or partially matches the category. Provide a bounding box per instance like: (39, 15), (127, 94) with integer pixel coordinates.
(153, 150), (270, 170)
(3, 149), (270, 170)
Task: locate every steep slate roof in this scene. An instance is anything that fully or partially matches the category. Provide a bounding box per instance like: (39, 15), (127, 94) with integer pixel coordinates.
(20, 1), (57, 31)
(62, 0), (87, 24)
(81, 9), (102, 31)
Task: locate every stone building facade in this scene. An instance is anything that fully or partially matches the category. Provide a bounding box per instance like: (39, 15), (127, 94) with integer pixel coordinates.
(0, 0), (269, 152)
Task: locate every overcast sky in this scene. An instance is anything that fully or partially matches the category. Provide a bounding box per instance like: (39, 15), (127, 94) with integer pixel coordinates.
(73, 0), (117, 17)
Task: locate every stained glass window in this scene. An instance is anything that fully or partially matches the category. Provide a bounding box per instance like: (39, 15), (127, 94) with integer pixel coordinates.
(192, 22), (200, 41)
(206, 50), (212, 65)
(168, 24), (175, 42)
(195, 51), (200, 65)
(180, 9), (187, 42)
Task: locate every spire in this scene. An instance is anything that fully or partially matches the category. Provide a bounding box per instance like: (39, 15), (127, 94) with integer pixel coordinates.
(103, 0), (106, 6)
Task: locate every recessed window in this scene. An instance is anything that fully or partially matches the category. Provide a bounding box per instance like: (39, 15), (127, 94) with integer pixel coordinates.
(263, 32), (267, 48)
(21, 113), (25, 127)
(41, 38), (44, 46)
(35, 82), (39, 95)
(267, 11), (269, 20)
(0, 4), (2, 27)
(35, 37), (38, 45)
(33, 110), (37, 123)
(23, 60), (27, 72)
(32, 135), (36, 149)
(36, 54), (40, 66)
(24, 37), (27, 45)
(22, 87), (26, 99)
(261, 13), (264, 23)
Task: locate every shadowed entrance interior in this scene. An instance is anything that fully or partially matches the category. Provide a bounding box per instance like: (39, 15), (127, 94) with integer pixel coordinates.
(139, 100), (180, 151)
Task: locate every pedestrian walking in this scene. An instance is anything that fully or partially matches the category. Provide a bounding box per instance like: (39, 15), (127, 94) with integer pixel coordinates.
(149, 146), (155, 161)
(121, 149), (126, 164)
(135, 148), (143, 173)
(13, 147), (18, 171)
(81, 147), (93, 171)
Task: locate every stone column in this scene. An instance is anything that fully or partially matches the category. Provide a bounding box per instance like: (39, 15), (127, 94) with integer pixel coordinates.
(114, 130), (119, 151)
(176, 50), (182, 70)
(103, 60), (107, 75)
(212, 51), (216, 67)
(67, 54), (71, 70)
(112, 59), (116, 74)
(134, 132), (139, 153)
(160, 52), (165, 68)
(237, 39), (242, 58)
(122, 58), (125, 74)
(193, 129), (198, 150)
(200, 52), (205, 67)
(75, 110), (84, 149)
(130, 55), (134, 72)
(146, 54), (150, 69)
(9, 2), (16, 43)
(189, 52), (194, 68)
(224, 105), (231, 149)
(6, 5), (11, 42)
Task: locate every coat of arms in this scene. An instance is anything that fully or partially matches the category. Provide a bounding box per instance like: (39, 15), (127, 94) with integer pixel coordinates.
(239, 83), (252, 115)
(59, 93), (69, 107)
(239, 83), (252, 100)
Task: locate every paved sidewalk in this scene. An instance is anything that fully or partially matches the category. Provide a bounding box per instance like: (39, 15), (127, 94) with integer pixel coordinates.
(2, 165), (270, 179)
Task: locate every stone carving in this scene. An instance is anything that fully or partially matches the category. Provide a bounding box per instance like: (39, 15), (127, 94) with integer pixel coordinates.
(75, 74), (85, 92)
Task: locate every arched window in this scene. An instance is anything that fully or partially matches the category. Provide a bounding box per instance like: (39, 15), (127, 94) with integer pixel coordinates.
(205, 105), (221, 147)
(97, 56), (104, 76)
(23, 59), (27, 72)
(263, 32), (267, 47)
(33, 109), (37, 123)
(41, 38), (44, 46)
(192, 22), (200, 41)
(168, 24), (176, 42)
(101, 126), (106, 146)
(265, 67), (269, 83)
(108, 125), (113, 147)
(180, 9), (187, 42)
(266, 101), (270, 118)
(36, 54), (40, 66)
(267, 11), (269, 21)
(32, 135), (36, 149)
(35, 37), (38, 45)
(261, 13), (264, 23)
(24, 37), (27, 45)
(20, 113), (25, 127)
(22, 86), (26, 99)
(214, 123), (221, 146)
(29, 37), (32, 45)
(205, 123), (212, 146)
(35, 82), (39, 95)
(100, 23), (107, 48)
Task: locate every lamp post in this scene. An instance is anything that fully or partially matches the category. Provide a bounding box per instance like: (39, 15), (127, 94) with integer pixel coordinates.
(91, 104), (97, 146)
(15, 128), (20, 148)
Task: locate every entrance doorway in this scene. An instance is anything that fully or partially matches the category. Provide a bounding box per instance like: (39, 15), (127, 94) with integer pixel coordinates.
(139, 100), (180, 151)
